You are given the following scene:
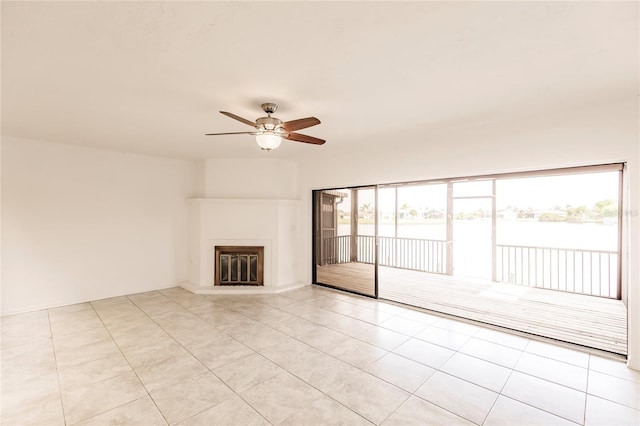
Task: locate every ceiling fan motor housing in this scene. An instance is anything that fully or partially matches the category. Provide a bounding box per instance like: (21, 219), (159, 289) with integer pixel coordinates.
(256, 116), (284, 132)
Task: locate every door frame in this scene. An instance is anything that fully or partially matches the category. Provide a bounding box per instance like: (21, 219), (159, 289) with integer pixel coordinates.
(312, 185), (379, 298)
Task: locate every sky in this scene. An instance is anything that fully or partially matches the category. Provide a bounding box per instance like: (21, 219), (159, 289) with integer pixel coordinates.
(495, 172), (619, 210)
(333, 171), (619, 213)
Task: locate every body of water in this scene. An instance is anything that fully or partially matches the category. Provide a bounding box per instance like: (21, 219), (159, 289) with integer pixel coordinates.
(339, 220), (618, 252)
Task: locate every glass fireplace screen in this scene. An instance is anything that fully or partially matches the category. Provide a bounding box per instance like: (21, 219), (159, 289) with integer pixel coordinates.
(215, 246), (264, 286)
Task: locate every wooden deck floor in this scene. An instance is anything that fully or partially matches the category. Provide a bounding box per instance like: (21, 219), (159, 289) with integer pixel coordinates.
(317, 262), (376, 296)
(315, 262), (627, 355)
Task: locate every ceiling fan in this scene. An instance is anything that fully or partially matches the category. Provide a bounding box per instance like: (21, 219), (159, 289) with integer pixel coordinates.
(205, 103), (325, 151)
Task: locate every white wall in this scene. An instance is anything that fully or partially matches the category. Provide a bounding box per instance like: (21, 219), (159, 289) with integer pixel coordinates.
(1, 136), (196, 314)
(629, 138), (640, 370)
(278, 201), (303, 288)
(297, 98), (640, 369)
(202, 158), (298, 199)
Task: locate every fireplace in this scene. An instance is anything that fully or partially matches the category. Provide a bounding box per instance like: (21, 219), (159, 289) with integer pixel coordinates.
(184, 198), (303, 294)
(215, 246), (264, 286)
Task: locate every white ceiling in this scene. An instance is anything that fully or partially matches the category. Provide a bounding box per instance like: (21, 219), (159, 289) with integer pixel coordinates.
(2, 1), (638, 161)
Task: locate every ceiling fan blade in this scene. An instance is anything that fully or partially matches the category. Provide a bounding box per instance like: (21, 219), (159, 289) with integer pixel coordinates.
(220, 111), (257, 127)
(285, 132), (326, 145)
(282, 117), (321, 132)
(205, 131), (254, 136)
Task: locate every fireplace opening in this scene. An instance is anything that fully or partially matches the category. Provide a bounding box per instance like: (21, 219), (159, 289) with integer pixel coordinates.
(215, 246), (264, 286)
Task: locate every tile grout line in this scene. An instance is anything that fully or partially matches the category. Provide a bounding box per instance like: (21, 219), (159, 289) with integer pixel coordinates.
(485, 336), (588, 425)
(289, 288), (591, 425)
(583, 354), (591, 425)
(104, 286), (620, 422)
(177, 293), (371, 425)
(403, 325), (494, 426)
(134, 290), (273, 425)
(379, 290), (627, 361)
(19, 286), (634, 425)
(480, 335), (530, 426)
(234, 291), (494, 425)
(88, 296), (171, 425)
(376, 393), (413, 425)
(165, 291), (374, 425)
(165, 297), (276, 425)
(230, 290), (500, 424)
(288, 289), (547, 374)
(313, 286), (606, 409)
(181, 291), (398, 425)
(46, 309), (69, 426)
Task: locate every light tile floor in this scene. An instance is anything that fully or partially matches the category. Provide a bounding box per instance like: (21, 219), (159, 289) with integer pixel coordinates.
(1, 285), (639, 426)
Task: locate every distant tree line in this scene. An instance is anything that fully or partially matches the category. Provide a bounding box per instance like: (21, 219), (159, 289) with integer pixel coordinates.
(343, 199), (618, 224)
(532, 199), (617, 223)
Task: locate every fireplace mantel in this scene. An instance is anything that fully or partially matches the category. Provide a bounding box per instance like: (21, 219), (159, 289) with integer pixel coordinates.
(180, 198), (305, 295)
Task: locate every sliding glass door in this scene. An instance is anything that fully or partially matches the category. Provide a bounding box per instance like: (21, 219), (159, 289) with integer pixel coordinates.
(313, 186), (377, 297)
(313, 166), (622, 300)
(452, 180), (495, 280)
(494, 168), (621, 298)
(311, 164), (624, 353)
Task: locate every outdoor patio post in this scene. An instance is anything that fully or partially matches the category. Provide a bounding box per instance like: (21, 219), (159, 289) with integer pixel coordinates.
(350, 189), (358, 262)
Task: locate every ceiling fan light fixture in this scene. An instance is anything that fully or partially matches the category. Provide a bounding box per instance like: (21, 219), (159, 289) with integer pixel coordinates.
(207, 103), (325, 148)
(255, 133), (282, 151)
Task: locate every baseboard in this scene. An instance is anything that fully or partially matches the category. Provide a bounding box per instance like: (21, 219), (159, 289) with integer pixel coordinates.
(179, 281), (309, 295)
(1, 283), (180, 317)
(275, 282), (309, 293)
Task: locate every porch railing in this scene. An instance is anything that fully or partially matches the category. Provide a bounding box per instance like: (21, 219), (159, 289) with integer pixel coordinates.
(322, 235), (447, 274)
(322, 235), (619, 299)
(379, 236), (447, 274)
(357, 235), (376, 264)
(321, 235), (350, 264)
(496, 244), (618, 298)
